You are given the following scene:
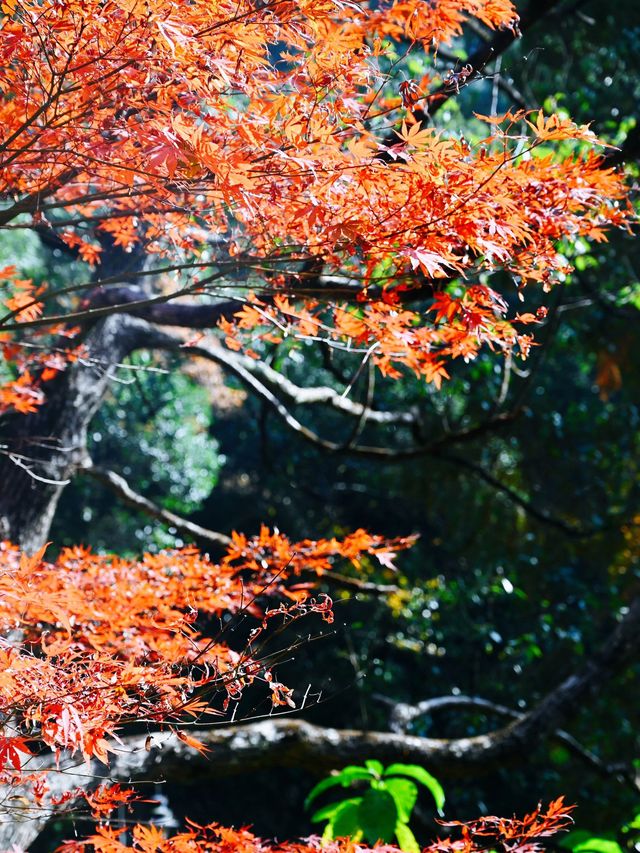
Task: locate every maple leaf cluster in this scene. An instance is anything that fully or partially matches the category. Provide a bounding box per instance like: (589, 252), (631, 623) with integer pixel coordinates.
(56, 798), (574, 853)
(0, 264), (85, 413)
(0, 0), (633, 410)
(0, 529), (413, 812)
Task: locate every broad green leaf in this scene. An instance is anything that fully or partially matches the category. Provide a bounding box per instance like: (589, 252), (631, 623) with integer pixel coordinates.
(305, 767), (372, 808)
(560, 831), (597, 849)
(330, 799), (363, 840)
(571, 840), (622, 853)
(384, 763), (445, 813)
(358, 788), (398, 844)
(365, 759), (384, 777)
(395, 822), (421, 853)
(561, 833), (623, 853)
(311, 797), (362, 823)
(383, 778), (418, 822)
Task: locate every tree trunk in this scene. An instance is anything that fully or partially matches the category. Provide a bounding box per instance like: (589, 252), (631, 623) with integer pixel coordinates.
(0, 232), (158, 550)
(0, 313), (152, 551)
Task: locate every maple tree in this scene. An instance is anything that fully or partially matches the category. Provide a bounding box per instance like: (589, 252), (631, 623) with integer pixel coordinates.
(0, 0), (634, 544)
(0, 0), (632, 419)
(0, 0), (638, 849)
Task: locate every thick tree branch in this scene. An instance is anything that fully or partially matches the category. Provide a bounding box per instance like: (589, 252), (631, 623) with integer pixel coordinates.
(198, 345), (418, 427)
(10, 594), (638, 852)
(0, 756), (97, 853)
(0, 273), (427, 333)
(377, 694), (640, 794)
(85, 284), (247, 329)
(0, 315), (161, 551)
(100, 596), (640, 782)
(137, 327), (420, 433)
(0, 284), (244, 333)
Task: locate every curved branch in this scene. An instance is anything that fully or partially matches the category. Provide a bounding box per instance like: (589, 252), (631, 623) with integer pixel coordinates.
(201, 345), (417, 427)
(417, 0), (563, 122)
(0, 281), (243, 333)
(438, 452), (600, 538)
(80, 466), (398, 596)
(134, 329), (608, 539)
(81, 466), (232, 548)
(137, 327), (517, 458)
(378, 694), (640, 794)
(7, 595), (638, 853)
(312, 571), (400, 596)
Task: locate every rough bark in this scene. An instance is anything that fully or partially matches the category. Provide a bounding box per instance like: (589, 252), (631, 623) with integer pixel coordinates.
(0, 313), (157, 551)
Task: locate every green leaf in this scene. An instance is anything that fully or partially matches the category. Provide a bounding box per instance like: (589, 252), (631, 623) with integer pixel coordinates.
(365, 759), (384, 777)
(575, 842), (622, 853)
(358, 788), (398, 844)
(560, 833), (623, 853)
(383, 778), (418, 822)
(311, 798), (359, 823)
(560, 832), (606, 850)
(395, 822), (421, 853)
(329, 799), (363, 840)
(305, 767), (372, 808)
(384, 764), (445, 813)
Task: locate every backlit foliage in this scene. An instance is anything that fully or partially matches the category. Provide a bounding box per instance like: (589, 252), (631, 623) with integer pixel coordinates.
(0, 0), (633, 408)
(0, 0), (633, 841)
(0, 530), (413, 814)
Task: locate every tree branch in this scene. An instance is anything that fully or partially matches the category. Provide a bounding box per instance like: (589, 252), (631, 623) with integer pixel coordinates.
(81, 466), (232, 548)
(419, 0), (564, 122)
(136, 327), (518, 459)
(199, 345), (418, 427)
(438, 452), (600, 538)
(134, 328), (610, 540)
(310, 571), (400, 596)
(80, 467), (399, 596)
(102, 596), (640, 781)
(9, 595), (638, 852)
(377, 693), (640, 794)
